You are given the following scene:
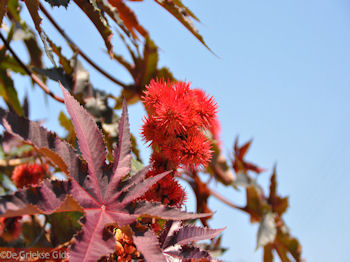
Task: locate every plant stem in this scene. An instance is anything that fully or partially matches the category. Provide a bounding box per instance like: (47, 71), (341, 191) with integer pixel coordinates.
(0, 32), (64, 103)
(0, 157), (35, 167)
(208, 187), (244, 210)
(39, 4), (128, 89)
(179, 172), (244, 211)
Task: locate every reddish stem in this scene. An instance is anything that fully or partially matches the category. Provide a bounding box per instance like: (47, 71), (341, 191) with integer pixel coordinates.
(0, 32), (64, 103)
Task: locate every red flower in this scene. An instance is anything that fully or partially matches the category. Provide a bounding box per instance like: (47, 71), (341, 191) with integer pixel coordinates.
(11, 163), (48, 189)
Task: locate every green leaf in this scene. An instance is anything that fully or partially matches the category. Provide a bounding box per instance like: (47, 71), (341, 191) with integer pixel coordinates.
(155, 67), (176, 81)
(48, 212), (82, 246)
(131, 158), (144, 176)
(58, 111), (76, 144)
(0, 56), (27, 75)
(141, 37), (158, 86)
(0, 70), (23, 116)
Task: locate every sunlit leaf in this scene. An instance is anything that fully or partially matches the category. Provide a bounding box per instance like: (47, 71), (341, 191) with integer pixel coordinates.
(108, 0), (147, 39)
(268, 166), (289, 216)
(154, 0), (212, 52)
(73, 0), (113, 57)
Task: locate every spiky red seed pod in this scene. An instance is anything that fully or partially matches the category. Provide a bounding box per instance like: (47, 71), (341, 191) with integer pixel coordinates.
(189, 88), (218, 128)
(142, 79), (173, 113)
(153, 99), (189, 136)
(141, 117), (161, 144)
(179, 133), (213, 170)
(140, 170), (186, 207)
(11, 163), (47, 189)
(142, 79), (218, 170)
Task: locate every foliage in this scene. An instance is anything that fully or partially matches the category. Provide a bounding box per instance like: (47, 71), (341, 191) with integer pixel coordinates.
(0, 0), (302, 261)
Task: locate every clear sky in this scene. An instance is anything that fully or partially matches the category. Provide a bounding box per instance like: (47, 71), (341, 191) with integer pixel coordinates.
(4, 0), (350, 261)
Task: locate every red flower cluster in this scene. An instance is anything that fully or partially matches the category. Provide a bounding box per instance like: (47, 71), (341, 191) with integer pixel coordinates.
(11, 163), (48, 189)
(142, 80), (218, 170)
(140, 80), (218, 207)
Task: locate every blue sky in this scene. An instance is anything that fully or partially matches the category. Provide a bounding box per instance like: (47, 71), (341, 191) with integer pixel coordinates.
(3, 0), (350, 261)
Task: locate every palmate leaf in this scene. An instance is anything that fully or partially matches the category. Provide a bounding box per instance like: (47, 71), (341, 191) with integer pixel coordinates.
(136, 220), (225, 261)
(0, 84), (211, 261)
(233, 137), (265, 174)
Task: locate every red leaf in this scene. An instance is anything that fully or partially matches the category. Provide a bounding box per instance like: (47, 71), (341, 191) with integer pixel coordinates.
(62, 84), (106, 202)
(0, 0), (8, 26)
(108, 0), (147, 39)
(133, 230), (166, 262)
(103, 100), (132, 201)
(233, 138), (265, 174)
(25, 0), (42, 35)
(172, 225), (225, 247)
(73, 0), (114, 57)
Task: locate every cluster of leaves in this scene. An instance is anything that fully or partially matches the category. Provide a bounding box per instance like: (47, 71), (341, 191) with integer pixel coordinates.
(0, 85), (224, 261)
(0, 0), (303, 261)
(232, 139), (302, 261)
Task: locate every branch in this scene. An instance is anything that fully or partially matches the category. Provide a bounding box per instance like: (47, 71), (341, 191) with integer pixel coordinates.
(39, 4), (128, 89)
(0, 157), (35, 167)
(0, 32), (64, 103)
(179, 172), (244, 211)
(207, 187), (244, 211)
